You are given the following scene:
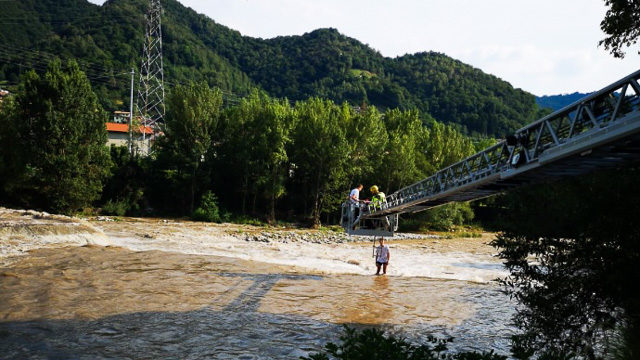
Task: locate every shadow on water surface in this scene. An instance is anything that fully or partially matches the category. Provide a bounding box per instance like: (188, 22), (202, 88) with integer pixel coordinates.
(0, 247), (515, 359)
(1, 272), (333, 359)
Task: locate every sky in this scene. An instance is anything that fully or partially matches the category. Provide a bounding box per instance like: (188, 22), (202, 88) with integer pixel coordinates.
(88, 0), (639, 96)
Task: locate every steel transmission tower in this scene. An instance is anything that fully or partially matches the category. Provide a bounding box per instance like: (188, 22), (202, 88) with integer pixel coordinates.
(137, 0), (165, 140)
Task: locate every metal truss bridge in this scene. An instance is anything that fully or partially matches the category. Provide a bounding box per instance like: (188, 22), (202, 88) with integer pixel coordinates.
(342, 69), (640, 236)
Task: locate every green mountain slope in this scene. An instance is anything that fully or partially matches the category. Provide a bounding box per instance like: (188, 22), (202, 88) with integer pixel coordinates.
(0, 0), (540, 136)
(536, 92), (591, 111)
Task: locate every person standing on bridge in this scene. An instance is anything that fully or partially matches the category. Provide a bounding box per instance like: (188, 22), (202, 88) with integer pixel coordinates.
(370, 185), (390, 231)
(349, 184), (364, 229)
(375, 237), (390, 275)
(349, 184), (363, 205)
(370, 185), (386, 211)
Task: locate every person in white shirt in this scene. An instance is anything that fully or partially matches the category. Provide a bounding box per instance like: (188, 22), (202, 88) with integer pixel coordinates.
(349, 184), (363, 204)
(375, 237), (390, 275)
(349, 184), (364, 228)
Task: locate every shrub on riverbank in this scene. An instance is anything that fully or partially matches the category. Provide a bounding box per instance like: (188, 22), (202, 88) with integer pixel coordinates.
(101, 200), (128, 217)
(192, 191), (227, 223)
(400, 203), (475, 232)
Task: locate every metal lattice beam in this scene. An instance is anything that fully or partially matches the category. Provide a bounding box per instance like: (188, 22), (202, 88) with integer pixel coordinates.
(364, 69), (640, 218)
(136, 0), (165, 134)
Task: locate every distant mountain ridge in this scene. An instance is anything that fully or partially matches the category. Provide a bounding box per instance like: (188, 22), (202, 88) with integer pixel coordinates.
(0, 0), (542, 137)
(536, 92), (592, 111)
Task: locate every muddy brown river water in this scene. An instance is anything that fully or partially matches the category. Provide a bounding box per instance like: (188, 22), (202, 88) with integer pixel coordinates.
(0, 210), (515, 359)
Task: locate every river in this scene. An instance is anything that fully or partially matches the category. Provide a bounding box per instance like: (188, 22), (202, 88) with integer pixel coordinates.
(0, 209), (515, 359)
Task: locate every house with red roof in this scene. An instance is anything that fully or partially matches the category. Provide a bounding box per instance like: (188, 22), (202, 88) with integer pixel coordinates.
(106, 111), (155, 153)
(0, 89), (9, 103)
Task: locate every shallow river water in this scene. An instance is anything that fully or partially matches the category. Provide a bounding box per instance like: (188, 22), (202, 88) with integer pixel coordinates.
(0, 215), (515, 359)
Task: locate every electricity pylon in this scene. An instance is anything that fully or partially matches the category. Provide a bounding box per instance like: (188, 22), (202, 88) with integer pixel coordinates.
(136, 0), (165, 151)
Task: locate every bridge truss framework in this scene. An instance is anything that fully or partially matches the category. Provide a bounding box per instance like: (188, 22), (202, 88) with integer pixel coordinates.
(344, 69), (640, 236)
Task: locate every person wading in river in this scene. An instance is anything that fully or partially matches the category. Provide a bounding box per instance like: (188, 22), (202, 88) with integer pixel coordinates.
(375, 238), (390, 275)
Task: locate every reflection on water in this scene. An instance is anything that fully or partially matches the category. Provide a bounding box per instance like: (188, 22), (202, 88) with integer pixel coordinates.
(0, 245), (515, 359)
(452, 262), (506, 271)
(261, 274), (476, 326)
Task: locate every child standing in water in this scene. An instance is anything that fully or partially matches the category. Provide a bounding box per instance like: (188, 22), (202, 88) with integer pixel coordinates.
(375, 238), (390, 275)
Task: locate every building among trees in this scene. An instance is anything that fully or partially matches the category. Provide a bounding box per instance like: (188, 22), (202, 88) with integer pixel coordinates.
(105, 111), (154, 153)
(0, 88), (9, 103)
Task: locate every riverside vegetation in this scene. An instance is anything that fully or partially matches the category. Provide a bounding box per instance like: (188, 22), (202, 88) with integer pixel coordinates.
(0, 59), (479, 228)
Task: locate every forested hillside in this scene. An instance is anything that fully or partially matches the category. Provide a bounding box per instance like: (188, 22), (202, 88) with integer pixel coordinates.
(0, 0), (541, 137)
(536, 92), (591, 111)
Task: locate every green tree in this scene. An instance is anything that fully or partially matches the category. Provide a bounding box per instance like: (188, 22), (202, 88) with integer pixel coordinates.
(491, 168), (640, 359)
(345, 105), (388, 190)
(0, 59), (110, 214)
(156, 82), (223, 214)
(380, 109), (429, 191)
(100, 145), (148, 216)
(423, 122), (475, 173)
(192, 190), (224, 223)
(599, 0), (640, 58)
(290, 98), (351, 227)
(0, 97), (12, 202)
(252, 96), (294, 223)
(219, 91), (293, 222)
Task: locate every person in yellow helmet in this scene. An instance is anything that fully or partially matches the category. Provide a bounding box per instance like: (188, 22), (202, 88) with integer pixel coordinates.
(370, 185), (386, 211)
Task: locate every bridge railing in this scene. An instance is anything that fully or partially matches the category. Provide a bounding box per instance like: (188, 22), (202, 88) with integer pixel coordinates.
(381, 141), (512, 212)
(372, 69), (640, 216)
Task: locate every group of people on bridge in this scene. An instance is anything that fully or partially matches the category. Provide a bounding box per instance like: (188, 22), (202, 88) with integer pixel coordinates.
(348, 184), (391, 275)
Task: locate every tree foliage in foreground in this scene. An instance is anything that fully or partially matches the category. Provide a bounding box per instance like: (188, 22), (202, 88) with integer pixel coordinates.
(487, 4), (640, 358)
(600, 0), (640, 58)
(302, 326), (506, 360)
(491, 168), (640, 359)
(0, 59), (110, 214)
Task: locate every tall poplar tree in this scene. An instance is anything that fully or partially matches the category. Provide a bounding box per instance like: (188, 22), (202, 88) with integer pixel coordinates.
(218, 91), (293, 222)
(290, 98), (351, 227)
(156, 82), (223, 214)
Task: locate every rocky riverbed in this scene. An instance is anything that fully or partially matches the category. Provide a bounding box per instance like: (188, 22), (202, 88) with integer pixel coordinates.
(0, 207), (502, 280)
(240, 229), (439, 244)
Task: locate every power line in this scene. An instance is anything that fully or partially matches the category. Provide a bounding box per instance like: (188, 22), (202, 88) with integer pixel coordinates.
(0, 43), (125, 71)
(0, 47), (280, 108)
(0, 6), (140, 24)
(0, 46), (246, 101)
(0, 55), (131, 87)
(0, 44), (131, 82)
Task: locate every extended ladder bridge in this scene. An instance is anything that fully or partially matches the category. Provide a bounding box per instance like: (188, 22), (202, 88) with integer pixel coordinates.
(342, 69), (640, 236)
